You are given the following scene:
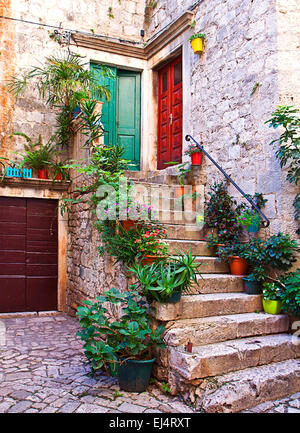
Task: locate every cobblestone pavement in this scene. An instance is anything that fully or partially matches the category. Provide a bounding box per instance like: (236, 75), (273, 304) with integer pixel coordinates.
(0, 313), (195, 414)
(0, 312), (299, 414)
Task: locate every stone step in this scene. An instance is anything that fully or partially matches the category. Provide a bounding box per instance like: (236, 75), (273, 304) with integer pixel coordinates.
(163, 224), (204, 240)
(190, 274), (244, 294)
(163, 312), (289, 347)
(169, 256), (229, 274)
(166, 239), (214, 256)
(168, 334), (300, 382)
(192, 359), (300, 413)
(151, 293), (263, 321)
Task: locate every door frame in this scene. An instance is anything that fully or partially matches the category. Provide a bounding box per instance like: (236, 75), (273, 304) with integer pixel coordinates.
(0, 185), (68, 313)
(157, 54), (183, 170)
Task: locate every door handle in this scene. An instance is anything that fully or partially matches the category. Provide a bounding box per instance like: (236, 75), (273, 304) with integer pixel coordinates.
(169, 113), (173, 126)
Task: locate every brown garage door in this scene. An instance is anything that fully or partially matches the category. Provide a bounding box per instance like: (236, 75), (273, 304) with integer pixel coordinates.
(0, 197), (58, 313)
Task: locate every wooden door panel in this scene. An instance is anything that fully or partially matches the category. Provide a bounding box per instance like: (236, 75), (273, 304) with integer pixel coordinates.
(0, 197), (58, 313)
(0, 276), (26, 312)
(0, 235), (26, 250)
(27, 240), (58, 253)
(26, 277), (57, 311)
(0, 263), (26, 275)
(157, 55), (183, 169)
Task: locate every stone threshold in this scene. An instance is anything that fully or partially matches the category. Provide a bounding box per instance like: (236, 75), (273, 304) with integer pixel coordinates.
(0, 310), (63, 319)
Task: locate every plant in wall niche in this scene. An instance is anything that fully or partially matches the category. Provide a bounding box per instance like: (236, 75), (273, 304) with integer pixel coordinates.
(7, 52), (113, 147)
(10, 132), (57, 179)
(145, 0), (157, 23)
(265, 105), (300, 234)
(188, 33), (206, 54)
(250, 82), (261, 96)
(76, 287), (166, 392)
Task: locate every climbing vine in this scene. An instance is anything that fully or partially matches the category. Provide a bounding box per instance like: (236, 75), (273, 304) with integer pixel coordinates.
(266, 105), (300, 234)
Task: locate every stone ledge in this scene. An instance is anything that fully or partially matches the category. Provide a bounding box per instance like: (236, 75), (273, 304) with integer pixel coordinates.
(0, 177), (71, 191)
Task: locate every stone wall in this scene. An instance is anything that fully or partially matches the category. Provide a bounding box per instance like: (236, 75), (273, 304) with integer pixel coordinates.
(148, 0), (300, 241)
(1, 0), (147, 161)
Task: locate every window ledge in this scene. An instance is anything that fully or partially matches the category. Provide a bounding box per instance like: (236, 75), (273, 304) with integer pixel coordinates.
(0, 176), (71, 191)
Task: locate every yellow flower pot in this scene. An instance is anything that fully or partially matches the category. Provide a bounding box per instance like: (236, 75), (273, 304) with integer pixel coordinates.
(262, 298), (282, 315)
(190, 37), (203, 54)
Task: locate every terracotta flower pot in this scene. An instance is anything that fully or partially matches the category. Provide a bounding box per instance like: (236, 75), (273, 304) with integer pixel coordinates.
(191, 152), (203, 166)
(121, 220), (135, 230)
(229, 256), (249, 275)
(141, 255), (165, 266)
(38, 169), (48, 179)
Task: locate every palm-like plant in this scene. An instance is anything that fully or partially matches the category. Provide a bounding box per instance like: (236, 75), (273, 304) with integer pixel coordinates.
(10, 132), (57, 170)
(7, 52), (114, 146)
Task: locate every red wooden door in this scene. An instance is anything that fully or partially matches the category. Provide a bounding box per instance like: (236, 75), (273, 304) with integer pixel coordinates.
(0, 197), (58, 313)
(157, 56), (183, 170)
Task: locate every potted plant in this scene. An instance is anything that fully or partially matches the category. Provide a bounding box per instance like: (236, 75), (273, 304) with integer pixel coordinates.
(204, 181), (244, 244)
(129, 248), (201, 303)
(218, 242), (249, 275)
(76, 287), (166, 392)
(47, 160), (70, 181)
(242, 266), (265, 294)
(277, 271), (300, 319)
(237, 209), (261, 233)
(188, 33), (206, 54)
(10, 132), (57, 179)
(262, 282), (282, 314)
(184, 142), (203, 166)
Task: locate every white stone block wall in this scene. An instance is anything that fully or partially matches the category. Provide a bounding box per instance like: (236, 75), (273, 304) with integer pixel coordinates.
(148, 0), (300, 240)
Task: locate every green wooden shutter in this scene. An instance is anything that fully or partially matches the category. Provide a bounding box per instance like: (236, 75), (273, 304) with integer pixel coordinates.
(90, 63), (117, 147)
(116, 70), (141, 171)
(90, 64), (141, 170)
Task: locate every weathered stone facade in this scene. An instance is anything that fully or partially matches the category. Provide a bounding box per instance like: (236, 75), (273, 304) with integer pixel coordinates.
(148, 0), (300, 238)
(0, 0), (299, 312)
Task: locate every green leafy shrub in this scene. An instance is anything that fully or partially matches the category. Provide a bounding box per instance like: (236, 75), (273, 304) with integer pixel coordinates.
(76, 287), (166, 375)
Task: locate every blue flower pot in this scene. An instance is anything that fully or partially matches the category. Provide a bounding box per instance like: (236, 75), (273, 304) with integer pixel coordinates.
(247, 221), (260, 233)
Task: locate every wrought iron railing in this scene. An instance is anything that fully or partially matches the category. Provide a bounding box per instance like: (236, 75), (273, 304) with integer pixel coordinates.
(185, 134), (270, 228)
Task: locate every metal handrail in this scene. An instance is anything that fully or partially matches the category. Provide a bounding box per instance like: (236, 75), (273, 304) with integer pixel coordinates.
(185, 134), (270, 228)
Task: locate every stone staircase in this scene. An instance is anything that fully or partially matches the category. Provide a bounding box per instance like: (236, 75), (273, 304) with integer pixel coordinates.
(128, 175), (300, 413)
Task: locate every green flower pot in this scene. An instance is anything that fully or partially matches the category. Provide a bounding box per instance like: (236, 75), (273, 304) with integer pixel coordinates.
(242, 278), (261, 295)
(262, 298), (282, 315)
(117, 358), (155, 393)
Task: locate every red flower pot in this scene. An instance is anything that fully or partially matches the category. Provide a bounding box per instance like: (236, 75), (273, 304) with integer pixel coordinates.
(55, 173), (62, 181)
(191, 152), (203, 165)
(38, 169), (48, 179)
(141, 255), (165, 266)
(229, 256), (249, 275)
(121, 219), (135, 230)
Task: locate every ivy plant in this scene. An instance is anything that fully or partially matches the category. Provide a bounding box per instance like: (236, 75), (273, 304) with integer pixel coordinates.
(265, 106), (300, 234)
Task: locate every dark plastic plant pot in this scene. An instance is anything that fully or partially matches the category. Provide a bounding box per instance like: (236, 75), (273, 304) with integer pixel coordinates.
(242, 278), (261, 295)
(117, 358), (155, 393)
(166, 290), (182, 303)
